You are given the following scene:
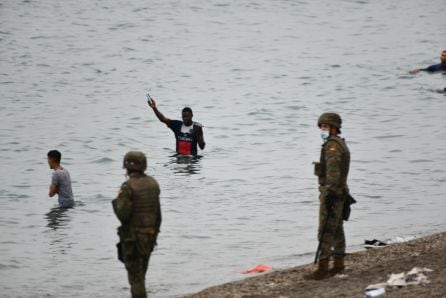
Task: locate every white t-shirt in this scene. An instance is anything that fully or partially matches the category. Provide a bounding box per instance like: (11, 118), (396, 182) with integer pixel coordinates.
(181, 123), (194, 134)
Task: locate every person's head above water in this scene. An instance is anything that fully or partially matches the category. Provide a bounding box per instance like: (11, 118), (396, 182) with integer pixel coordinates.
(182, 107), (194, 126)
(47, 150), (61, 169)
(441, 50), (446, 64)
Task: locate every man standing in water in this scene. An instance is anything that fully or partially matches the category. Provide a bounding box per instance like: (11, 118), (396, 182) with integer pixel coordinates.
(305, 113), (351, 280)
(47, 150), (74, 208)
(148, 97), (205, 156)
(409, 50), (446, 74)
(112, 151), (162, 298)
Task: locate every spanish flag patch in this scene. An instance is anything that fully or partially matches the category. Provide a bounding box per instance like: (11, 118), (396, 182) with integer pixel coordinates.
(329, 147), (336, 152)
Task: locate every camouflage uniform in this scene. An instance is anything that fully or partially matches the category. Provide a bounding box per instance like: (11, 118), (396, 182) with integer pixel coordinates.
(112, 152), (162, 298)
(305, 113), (350, 280)
(317, 135), (350, 260)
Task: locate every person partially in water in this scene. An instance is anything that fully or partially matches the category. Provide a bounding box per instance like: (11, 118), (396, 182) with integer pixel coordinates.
(47, 150), (74, 208)
(148, 97), (205, 156)
(409, 50), (446, 74)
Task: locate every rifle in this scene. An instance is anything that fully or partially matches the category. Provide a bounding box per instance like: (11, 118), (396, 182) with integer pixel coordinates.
(343, 193), (357, 221)
(314, 194), (335, 264)
(116, 241), (124, 263)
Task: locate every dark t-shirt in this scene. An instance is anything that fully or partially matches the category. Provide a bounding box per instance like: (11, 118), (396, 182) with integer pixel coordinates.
(422, 63), (446, 73)
(166, 119), (203, 156)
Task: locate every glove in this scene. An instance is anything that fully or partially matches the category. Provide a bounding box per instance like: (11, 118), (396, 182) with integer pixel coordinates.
(325, 192), (337, 211)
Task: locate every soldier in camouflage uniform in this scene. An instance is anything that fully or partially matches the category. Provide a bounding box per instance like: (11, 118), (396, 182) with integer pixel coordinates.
(305, 113), (350, 280)
(112, 152), (162, 298)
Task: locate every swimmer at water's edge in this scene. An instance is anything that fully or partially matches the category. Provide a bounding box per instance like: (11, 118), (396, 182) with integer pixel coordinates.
(410, 50), (446, 74)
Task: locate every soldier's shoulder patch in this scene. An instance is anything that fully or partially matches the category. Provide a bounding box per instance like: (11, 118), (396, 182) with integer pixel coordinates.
(329, 147), (337, 152)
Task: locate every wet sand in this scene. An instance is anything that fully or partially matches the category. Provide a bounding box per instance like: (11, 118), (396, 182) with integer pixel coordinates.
(189, 231), (446, 297)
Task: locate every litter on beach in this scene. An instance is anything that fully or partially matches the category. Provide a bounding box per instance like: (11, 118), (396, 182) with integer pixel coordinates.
(364, 239), (388, 249)
(366, 267), (433, 290)
(391, 236), (417, 243)
(364, 235), (420, 249)
(240, 264), (272, 274)
(364, 287), (386, 298)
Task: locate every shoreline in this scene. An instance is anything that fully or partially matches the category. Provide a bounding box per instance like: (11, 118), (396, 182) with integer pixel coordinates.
(188, 231), (446, 297)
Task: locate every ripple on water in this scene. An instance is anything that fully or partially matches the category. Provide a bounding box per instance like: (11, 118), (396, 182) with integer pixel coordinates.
(91, 157), (114, 163)
(374, 134), (405, 139)
(0, 218), (19, 225)
(0, 263), (20, 270)
(410, 159), (433, 163)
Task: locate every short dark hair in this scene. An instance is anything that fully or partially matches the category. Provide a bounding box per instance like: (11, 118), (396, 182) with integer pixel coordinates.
(47, 150), (62, 163)
(182, 107), (193, 115)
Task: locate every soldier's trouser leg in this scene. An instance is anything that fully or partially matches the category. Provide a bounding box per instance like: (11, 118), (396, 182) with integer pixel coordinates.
(125, 255), (147, 298)
(333, 221), (345, 256)
(137, 234), (154, 276)
(318, 193), (345, 260)
(123, 234), (154, 298)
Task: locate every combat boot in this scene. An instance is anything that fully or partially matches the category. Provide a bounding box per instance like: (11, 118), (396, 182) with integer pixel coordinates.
(304, 258), (330, 280)
(330, 256), (345, 275)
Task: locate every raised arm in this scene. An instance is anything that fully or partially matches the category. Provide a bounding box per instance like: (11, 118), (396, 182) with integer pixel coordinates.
(148, 98), (169, 124)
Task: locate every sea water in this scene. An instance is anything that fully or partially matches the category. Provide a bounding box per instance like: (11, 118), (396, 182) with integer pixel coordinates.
(1, 0), (445, 297)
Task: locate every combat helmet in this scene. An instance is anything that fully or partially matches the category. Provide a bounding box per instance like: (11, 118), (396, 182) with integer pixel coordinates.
(123, 151), (147, 172)
(317, 113), (342, 130)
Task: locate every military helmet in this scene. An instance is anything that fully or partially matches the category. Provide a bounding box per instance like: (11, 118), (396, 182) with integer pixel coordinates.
(123, 151), (147, 171)
(317, 113), (342, 129)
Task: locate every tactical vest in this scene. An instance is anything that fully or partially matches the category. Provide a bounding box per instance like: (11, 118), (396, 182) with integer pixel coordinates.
(318, 136), (350, 189)
(127, 175), (160, 231)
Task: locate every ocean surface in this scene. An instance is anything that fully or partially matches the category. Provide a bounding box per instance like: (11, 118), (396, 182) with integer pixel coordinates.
(1, 0), (445, 297)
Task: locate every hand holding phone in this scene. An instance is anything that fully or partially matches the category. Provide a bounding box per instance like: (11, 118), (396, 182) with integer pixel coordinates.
(147, 92), (155, 108)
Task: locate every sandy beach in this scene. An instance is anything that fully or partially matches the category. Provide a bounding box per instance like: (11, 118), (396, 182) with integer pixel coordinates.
(189, 231), (446, 297)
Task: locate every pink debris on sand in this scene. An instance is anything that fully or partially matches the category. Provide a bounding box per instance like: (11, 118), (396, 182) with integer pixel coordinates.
(241, 264), (272, 274)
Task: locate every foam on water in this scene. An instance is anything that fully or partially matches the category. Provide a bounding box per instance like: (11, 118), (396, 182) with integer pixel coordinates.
(1, 0), (446, 297)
